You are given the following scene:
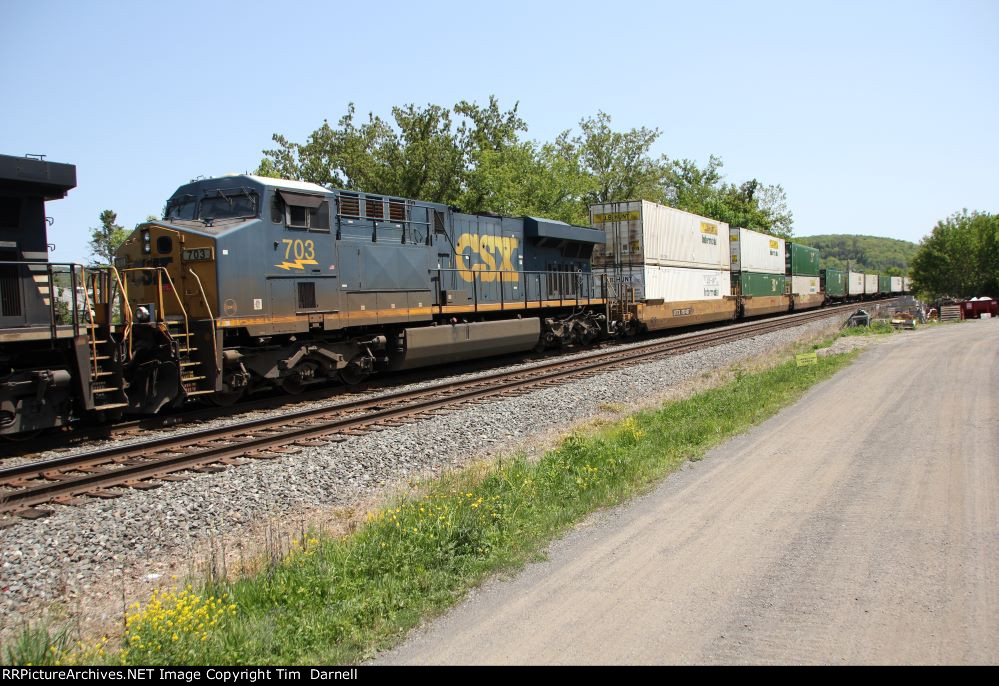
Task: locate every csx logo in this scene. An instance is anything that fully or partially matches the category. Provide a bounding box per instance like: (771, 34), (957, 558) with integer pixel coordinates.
(455, 233), (519, 283)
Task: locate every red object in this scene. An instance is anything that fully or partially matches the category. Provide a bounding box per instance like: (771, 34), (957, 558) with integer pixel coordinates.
(963, 298), (998, 318)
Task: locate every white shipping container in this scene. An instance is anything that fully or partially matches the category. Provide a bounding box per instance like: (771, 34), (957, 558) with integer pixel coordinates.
(729, 227), (785, 273)
(847, 271), (865, 296)
(864, 274), (878, 295)
(589, 200), (730, 270)
(891, 276), (903, 292)
(791, 275), (820, 296)
(902, 277), (912, 292)
(594, 265), (730, 302)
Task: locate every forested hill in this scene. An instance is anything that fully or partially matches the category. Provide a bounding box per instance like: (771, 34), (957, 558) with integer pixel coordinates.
(793, 234), (918, 275)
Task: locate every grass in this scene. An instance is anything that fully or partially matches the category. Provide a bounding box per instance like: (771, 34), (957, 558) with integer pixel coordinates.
(840, 320), (897, 336)
(4, 349), (857, 666)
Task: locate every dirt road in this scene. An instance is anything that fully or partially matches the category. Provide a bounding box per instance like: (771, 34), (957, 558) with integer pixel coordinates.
(377, 320), (998, 664)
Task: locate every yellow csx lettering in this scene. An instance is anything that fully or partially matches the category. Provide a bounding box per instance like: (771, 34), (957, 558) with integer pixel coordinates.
(455, 233), (519, 283)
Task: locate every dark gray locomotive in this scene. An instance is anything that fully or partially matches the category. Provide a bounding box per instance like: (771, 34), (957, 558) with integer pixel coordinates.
(0, 154), (127, 436)
(115, 175), (611, 412)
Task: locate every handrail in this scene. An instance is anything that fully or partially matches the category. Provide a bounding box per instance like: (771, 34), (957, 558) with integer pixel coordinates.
(185, 267), (218, 369)
(121, 267), (192, 347)
(107, 266), (133, 358)
(430, 266), (603, 312)
(82, 269), (100, 378)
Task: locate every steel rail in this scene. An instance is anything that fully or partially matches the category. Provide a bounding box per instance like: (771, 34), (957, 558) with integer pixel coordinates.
(0, 302), (878, 518)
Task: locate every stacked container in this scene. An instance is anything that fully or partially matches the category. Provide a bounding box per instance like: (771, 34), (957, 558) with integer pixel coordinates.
(902, 277), (912, 293)
(878, 274), (891, 294)
(864, 273), (878, 295)
(890, 276), (903, 293)
(729, 227), (788, 315)
(847, 271), (865, 297)
(590, 200), (730, 302)
(822, 268), (846, 299)
(786, 242), (822, 309)
(590, 200), (738, 331)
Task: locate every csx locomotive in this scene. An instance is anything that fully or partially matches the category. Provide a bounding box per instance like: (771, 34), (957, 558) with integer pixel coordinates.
(114, 174), (610, 413)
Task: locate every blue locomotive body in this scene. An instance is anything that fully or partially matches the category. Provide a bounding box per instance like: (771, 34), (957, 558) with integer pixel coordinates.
(116, 175), (608, 407)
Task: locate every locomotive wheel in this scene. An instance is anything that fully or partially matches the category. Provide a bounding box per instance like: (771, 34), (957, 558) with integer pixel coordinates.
(338, 363), (368, 387)
(281, 372), (306, 395)
(208, 388), (245, 406)
(0, 429), (43, 442)
(209, 372), (247, 406)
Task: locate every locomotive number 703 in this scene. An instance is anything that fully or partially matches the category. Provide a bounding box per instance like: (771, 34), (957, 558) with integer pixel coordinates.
(281, 239), (316, 260)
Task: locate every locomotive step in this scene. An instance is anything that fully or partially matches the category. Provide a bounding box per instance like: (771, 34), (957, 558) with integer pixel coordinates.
(184, 389), (216, 396)
(92, 371), (114, 378)
(181, 375), (207, 382)
(178, 347), (197, 353)
(92, 386), (122, 393)
(93, 403), (128, 411)
(179, 361), (199, 367)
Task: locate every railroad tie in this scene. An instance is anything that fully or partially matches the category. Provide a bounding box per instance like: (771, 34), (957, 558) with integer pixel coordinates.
(123, 480), (163, 490)
(85, 489), (124, 499)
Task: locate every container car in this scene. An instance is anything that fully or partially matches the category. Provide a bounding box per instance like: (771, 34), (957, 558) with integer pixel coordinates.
(590, 201), (736, 331)
(730, 227), (788, 316)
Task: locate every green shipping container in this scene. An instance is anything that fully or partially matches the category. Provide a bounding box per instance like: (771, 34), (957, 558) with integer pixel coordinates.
(787, 242), (820, 276)
(878, 274), (891, 293)
(822, 268), (845, 297)
(735, 271), (786, 296)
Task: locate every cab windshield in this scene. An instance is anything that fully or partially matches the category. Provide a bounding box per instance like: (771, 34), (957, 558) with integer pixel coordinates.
(164, 188), (258, 223)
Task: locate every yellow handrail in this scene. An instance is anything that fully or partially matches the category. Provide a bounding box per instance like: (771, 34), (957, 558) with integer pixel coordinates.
(108, 266), (133, 358)
(185, 267), (218, 370)
(121, 267), (192, 346)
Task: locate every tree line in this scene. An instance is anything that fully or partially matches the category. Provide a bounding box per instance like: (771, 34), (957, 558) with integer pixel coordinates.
(793, 234), (918, 275)
(910, 210), (999, 299)
(255, 97), (794, 238)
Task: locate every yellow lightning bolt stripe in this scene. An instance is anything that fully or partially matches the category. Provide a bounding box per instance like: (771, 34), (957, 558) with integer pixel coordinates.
(275, 259), (319, 271)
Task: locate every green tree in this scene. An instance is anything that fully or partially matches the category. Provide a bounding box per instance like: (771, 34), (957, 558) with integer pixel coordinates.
(574, 111), (665, 205)
(88, 210), (128, 266)
(910, 210), (999, 299)
(795, 234), (919, 273)
(256, 98), (798, 235)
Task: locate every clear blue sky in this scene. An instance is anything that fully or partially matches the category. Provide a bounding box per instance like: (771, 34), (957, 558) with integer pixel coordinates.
(2, 0), (996, 263)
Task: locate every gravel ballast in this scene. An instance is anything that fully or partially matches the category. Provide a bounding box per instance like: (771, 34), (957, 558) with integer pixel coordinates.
(0, 315), (849, 634)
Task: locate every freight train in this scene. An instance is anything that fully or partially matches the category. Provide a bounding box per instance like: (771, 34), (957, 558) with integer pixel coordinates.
(0, 158), (909, 436)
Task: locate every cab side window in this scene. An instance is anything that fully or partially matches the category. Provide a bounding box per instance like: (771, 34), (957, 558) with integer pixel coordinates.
(275, 191), (330, 232)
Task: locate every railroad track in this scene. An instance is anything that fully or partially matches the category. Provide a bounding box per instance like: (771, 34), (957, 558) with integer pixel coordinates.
(0, 303), (871, 521)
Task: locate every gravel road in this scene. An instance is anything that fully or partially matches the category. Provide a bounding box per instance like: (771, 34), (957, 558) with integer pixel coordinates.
(377, 319), (999, 665)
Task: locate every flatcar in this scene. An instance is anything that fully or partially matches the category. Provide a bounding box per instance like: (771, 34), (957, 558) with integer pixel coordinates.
(0, 153), (127, 436)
